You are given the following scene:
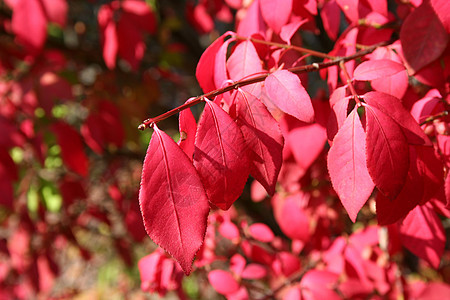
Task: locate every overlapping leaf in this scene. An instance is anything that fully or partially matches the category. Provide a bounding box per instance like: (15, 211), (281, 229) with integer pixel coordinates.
(193, 100), (251, 210)
(139, 126), (210, 274)
(363, 91), (431, 146)
(400, 1), (449, 73)
(235, 91), (283, 195)
(399, 205), (445, 268)
(328, 109), (374, 222)
(264, 70), (314, 123)
(353, 59), (405, 81)
(365, 104), (409, 199)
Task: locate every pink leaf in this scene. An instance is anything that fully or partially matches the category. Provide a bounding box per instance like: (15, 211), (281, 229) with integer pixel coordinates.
(265, 70), (314, 123)
(193, 100), (251, 210)
(282, 114), (327, 170)
(260, 0), (293, 33)
(328, 109), (374, 222)
(214, 38), (234, 90)
(400, 1), (449, 73)
(237, 0), (267, 37)
(219, 221), (240, 240)
(363, 91), (431, 146)
(178, 106), (197, 159)
(208, 270), (240, 295)
(365, 104), (409, 199)
(235, 91), (284, 195)
(353, 59), (405, 81)
(248, 223), (274, 243)
(139, 126), (210, 274)
(399, 205), (445, 269)
(241, 264), (267, 279)
(300, 270), (341, 300)
(277, 197), (310, 241)
(227, 40), (263, 82)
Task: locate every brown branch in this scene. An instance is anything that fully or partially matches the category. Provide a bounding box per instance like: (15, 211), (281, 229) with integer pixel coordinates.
(138, 41), (388, 130)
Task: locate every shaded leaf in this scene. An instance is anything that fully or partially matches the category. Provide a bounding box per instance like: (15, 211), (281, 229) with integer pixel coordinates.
(363, 91), (431, 146)
(51, 122), (88, 177)
(236, 91), (283, 195)
(399, 205), (445, 269)
(400, 1), (449, 73)
(365, 104), (409, 199)
(193, 100), (250, 210)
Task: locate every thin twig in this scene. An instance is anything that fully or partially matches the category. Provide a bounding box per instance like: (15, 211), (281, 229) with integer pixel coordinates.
(138, 41), (388, 130)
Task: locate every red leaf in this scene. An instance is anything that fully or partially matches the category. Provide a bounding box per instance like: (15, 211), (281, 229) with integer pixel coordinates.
(353, 59), (405, 81)
(178, 106), (197, 159)
(248, 223), (274, 243)
(98, 5), (118, 69)
(139, 126), (210, 274)
(235, 91), (283, 195)
(41, 0), (68, 27)
(399, 205), (445, 268)
(259, 0), (293, 33)
(193, 100), (250, 210)
(365, 104), (409, 199)
(328, 109), (374, 222)
(227, 40), (263, 82)
(117, 13), (146, 70)
(196, 32), (232, 93)
(376, 146), (424, 225)
(400, 1), (449, 73)
(265, 70), (314, 123)
(208, 270), (240, 295)
(51, 122), (88, 177)
(321, 0), (340, 40)
(363, 91), (431, 146)
(0, 148), (17, 209)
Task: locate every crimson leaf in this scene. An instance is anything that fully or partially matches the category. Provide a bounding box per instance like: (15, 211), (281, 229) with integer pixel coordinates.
(193, 100), (251, 210)
(139, 125), (210, 275)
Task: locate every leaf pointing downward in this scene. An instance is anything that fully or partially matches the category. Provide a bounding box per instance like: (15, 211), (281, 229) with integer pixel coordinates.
(194, 100), (251, 210)
(139, 126), (210, 275)
(328, 109), (374, 222)
(365, 104), (409, 200)
(235, 91), (284, 196)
